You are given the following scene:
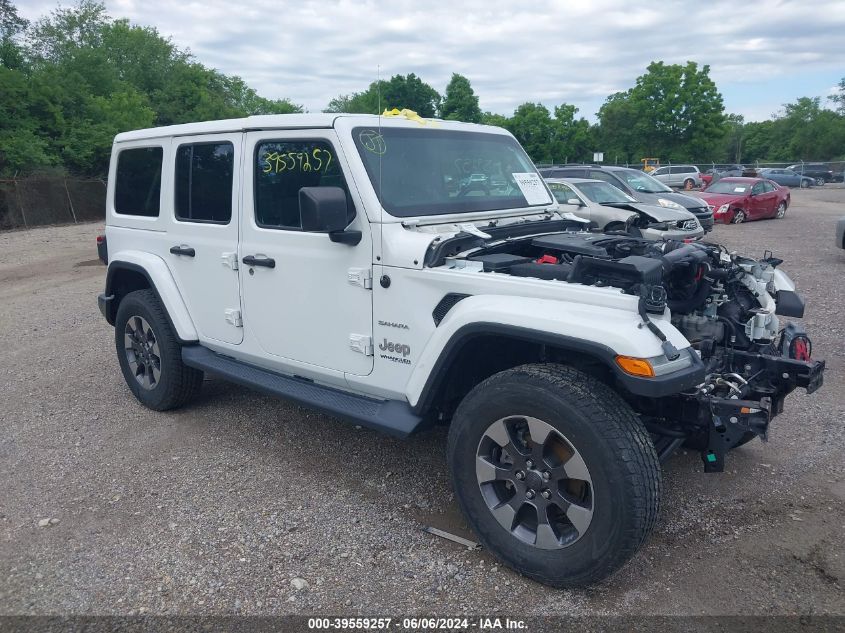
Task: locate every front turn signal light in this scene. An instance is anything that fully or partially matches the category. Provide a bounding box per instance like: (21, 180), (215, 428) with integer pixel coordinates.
(615, 355), (656, 377)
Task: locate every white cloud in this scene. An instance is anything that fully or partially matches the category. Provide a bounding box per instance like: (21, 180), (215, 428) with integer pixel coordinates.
(14, 0), (845, 120)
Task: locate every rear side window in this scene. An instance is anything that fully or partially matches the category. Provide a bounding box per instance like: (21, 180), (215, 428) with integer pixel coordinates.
(175, 142), (234, 223)
(254, 139), (353, 230)
(114, 147), (163, 217)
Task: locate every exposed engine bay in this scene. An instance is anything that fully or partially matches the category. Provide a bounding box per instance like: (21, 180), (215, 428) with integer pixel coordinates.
(438, 231), (826, 471)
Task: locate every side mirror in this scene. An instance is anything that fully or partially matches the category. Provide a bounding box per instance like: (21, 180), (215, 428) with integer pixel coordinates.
(299, 186), (361, 245)
(566, 198), (582, 206)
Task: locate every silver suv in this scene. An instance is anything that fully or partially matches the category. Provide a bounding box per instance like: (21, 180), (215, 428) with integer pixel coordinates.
(650, 165), (702, 190)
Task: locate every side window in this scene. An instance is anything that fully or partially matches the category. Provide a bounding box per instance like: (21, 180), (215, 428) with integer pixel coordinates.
(752, 182), (765, 195)
(547, 182), (578, 204)
(175, 142), (234, 223)
(653, 167), (668, 176)
(114, 147), (163, 217)
(255, 139), (353, 230)
(763, 181), (776, 192)
(589, 170), (623, 190)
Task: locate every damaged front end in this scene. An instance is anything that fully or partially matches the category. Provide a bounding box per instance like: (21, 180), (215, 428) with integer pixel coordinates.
(658, 246), (823, 471)
(622, 242), (825, 471)
(437, 231), (825, 471)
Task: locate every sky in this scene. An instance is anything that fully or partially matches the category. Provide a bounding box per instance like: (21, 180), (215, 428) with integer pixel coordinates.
(15, 0), (845, 122)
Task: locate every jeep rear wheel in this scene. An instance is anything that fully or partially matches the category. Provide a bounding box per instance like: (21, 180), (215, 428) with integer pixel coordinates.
(447, 364), (661, 587)
(115, 289), (203, 411)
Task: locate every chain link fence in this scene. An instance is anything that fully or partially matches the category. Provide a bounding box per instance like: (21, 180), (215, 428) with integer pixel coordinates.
(0, 175), (106, 231)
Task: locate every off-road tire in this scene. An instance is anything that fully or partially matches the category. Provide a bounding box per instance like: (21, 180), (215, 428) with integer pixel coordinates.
(115, 289), (203, 411)
(447, 363), (661, 587)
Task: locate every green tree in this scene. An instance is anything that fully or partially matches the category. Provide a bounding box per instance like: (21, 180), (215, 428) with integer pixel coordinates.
(0, 67), (55, 171)
(0, 0), (27, 69)
(324, 73), (441, 117)
(596, 61), (726, 162)
(552, 104), (593, 164)
(506, 103), (557, 163)
(440, 73), (482, 123)
(480, 111), (509, 128)
(829, 77), (845, 115)
(1, 0), (303, 175)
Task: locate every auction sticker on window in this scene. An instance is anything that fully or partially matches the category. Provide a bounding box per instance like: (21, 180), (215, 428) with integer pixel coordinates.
(512, 172), (552, 205)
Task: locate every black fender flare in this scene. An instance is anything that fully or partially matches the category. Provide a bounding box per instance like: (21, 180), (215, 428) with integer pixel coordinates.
(412, 323), (704, 416)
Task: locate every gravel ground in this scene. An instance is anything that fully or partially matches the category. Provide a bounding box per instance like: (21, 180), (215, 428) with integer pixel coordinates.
(0, 187), (843, 617)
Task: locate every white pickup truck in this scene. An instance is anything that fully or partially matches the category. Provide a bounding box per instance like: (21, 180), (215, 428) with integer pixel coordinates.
(97, 112), (824, 587)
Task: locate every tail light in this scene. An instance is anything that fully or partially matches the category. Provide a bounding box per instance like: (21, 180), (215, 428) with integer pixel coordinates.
(96, 235), (105, 244)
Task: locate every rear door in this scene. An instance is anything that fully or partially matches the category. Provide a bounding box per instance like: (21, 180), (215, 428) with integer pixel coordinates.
(166, 134), (243, 344)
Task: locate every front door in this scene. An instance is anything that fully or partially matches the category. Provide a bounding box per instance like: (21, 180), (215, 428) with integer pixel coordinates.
(166, 134), (243, 344)
(750, 181), (776, 219)
(239, 130), (374, 376)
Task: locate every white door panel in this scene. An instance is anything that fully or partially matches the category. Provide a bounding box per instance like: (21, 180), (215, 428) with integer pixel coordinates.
(240, 130), (374, 376)
(165, 134), (243, 345)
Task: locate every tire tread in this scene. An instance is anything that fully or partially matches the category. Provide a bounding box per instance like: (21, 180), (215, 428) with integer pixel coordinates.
(115, 289), (203, 411)
(447, 363), (661, 587)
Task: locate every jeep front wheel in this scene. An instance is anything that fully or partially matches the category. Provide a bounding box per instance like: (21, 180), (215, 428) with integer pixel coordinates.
(115, 289), (203, 411)
(447, 364), (661, 587)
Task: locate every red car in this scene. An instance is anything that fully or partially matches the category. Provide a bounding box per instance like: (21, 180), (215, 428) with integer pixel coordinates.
(698, 177), (790, 224)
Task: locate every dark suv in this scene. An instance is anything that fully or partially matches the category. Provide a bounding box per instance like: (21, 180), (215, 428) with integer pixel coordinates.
(786, 163), (835, 186)
(539, 165), (714, 231)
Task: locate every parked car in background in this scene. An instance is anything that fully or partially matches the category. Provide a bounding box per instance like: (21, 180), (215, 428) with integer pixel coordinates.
(707, 164), (745, 177)
(787, 163), (835, 185)
(538, 165), (714, 231)
(699, 177), (790, 224)
(758, 168), (815, 188)
(545, 178), (704, 241)
(649, 165), (702, 190)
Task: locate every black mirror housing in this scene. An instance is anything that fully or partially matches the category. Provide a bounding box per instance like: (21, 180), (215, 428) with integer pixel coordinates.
(299, 186), (348, 232)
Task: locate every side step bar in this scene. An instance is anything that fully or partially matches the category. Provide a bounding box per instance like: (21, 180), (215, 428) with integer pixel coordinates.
(182, 346), (424, 438)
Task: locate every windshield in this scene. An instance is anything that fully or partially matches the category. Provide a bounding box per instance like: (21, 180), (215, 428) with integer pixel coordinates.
(352, 127), (550, 217)
(617, 169), (672, 193)
(706, 181), (750, 194)
(576, 181), (637, 204)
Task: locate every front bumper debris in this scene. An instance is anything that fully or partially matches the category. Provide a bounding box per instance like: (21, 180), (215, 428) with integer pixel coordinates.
(697, 356), (825, 472)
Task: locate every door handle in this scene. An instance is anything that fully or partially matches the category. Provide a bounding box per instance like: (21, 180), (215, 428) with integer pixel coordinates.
(169, 245), (195, 257)
(242, 254), (275, 268)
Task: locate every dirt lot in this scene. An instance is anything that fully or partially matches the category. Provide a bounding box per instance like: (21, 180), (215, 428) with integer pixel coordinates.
(1, 187), (843, 617)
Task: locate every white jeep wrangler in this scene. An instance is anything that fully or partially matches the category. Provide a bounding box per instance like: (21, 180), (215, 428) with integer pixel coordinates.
(98, 113), (824, 587)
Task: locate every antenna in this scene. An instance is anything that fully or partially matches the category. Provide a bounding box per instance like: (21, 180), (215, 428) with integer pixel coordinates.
(377, 65), (383, 267)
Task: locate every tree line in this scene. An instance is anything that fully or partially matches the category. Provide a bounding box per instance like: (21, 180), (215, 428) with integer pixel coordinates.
(2, 0), (844, 178)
